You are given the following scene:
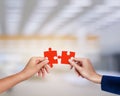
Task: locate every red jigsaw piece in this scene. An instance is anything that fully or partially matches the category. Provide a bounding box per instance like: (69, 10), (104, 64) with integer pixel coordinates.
(44, 48), (58, 67)
(59, 51), (75, 64)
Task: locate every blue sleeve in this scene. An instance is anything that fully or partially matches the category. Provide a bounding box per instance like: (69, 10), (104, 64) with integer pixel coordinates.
(101, 75), (120, 95)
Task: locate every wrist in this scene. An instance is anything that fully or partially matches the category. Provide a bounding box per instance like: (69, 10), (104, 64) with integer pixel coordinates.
(17, 71), (30, 81)
(90, 74), (102, 84)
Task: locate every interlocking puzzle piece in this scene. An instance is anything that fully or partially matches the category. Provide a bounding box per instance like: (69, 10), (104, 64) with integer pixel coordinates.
(44, 48), (58, 67)
(44, 48), (76, 67)
(58, 51), (75, 64)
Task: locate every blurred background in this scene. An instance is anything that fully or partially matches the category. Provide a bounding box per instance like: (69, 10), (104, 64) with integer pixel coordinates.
(0, 0), (120, 96)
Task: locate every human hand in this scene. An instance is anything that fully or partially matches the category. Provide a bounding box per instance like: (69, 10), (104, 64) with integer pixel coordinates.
(69, 58), (102, 84)
(21, 57), (50, 80)
(0, 57), (50, 93)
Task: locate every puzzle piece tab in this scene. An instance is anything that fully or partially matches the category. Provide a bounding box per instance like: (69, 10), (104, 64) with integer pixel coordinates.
(44, 48), (58, 67)
(59, 51), (75, 64)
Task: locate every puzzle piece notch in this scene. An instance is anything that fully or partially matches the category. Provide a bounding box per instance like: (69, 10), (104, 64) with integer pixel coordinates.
(59, 51), (75, 64)
(44, 48), (58, 67)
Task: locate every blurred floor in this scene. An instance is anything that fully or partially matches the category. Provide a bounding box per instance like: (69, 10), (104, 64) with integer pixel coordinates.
(0, 71), (119, 96)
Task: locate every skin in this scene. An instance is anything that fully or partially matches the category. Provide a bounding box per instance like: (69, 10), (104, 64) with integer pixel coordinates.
(69, 58), (102, 84)
(0, 57), (50, 93)
(0, 57), (102, 93)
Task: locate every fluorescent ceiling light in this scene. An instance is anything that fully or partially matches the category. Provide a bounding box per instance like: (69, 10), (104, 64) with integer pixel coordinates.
(40, 0), (57, 7)
(23, 0), (57, 35)
(56, 20), (77, 35)
(7, 14), (21, 22)
(24, 22), (40, 35)
(40, 0), (84, 34)
(90, 10), (120, 29)
(5, 0), (24, 35)
(71, 0), (92, 7)
(80, 5), (113, 23)
(6, 22), (19, 35)
(105, 0), (120, 7)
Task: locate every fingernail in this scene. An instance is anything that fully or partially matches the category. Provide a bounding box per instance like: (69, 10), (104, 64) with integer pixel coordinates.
(68, 59), (72, 62)
(36, 60), (39, 63)
(70, 57), (74, 60)
(43, 60), (49, 63)
(46, 60), (49, 62)
(45, 57), (48, 60)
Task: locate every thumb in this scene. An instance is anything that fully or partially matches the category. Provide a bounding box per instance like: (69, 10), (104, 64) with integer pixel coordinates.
(37, 59), (49, 69)
(69, 59), (82, 71)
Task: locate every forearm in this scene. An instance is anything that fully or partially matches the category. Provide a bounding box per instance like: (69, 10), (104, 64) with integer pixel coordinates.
(0, 71), (26, 93)
(0, 57), (48, 94)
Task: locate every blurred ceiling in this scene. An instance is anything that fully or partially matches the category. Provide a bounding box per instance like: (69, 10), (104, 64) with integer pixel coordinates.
(0, 0), (120, 36)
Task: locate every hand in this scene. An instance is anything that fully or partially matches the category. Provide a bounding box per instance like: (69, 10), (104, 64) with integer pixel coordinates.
(21, 57), (50, 80)
(0, 57), (50, 93)
(69, 58), (102, 84)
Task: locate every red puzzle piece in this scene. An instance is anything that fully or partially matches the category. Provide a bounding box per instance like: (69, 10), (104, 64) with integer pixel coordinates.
(59, 51), (75, 64)
(44, 48), (58, 67)
(44, 48), (75, 67)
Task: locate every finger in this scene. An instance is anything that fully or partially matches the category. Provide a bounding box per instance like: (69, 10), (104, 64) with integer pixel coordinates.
(38, 70), (42, 77)
(75, 68), (81, 76)
(44, 65), (50, 73)
(36, 57), (46, 60)
(37, 59), (49, 69)
(72, 58), (84, 67)
(36, 57), (46, 64)
(74, 68), (85, 78)
(72, 57), (86, 62)
(70, 65), (73, 70)
(41, 68), (45, 78)
(76, 68), (85, 78)
(69, 59), (81, 71)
